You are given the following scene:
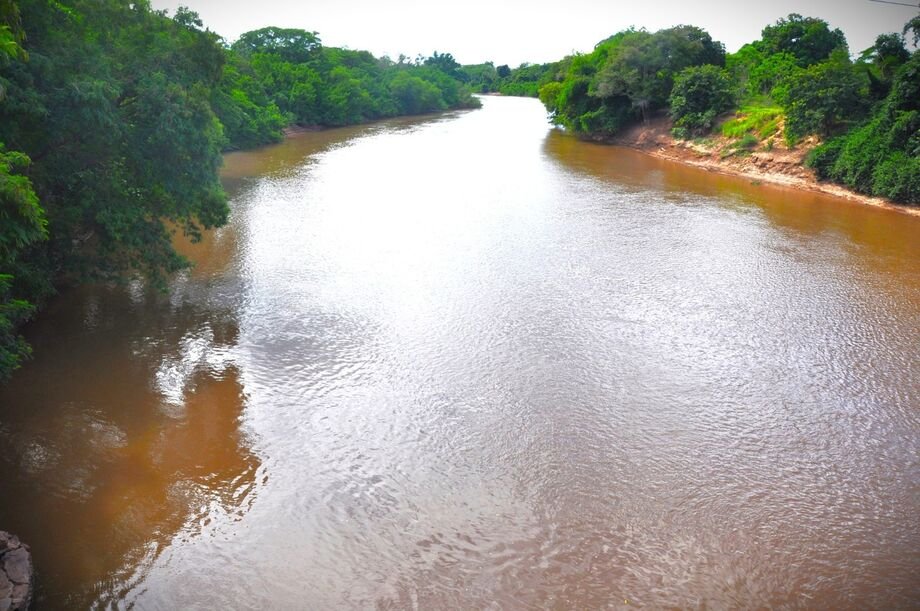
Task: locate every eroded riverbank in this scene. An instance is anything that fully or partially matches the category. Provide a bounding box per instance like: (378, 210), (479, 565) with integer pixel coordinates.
(607, 116), (920, 216)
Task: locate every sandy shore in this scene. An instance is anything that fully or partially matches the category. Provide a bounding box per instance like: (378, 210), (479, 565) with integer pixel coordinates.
(607, 117), (920, 217)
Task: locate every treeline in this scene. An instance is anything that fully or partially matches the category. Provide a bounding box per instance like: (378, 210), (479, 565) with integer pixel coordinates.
(0, 0), (478, 380)
(460, 61), (560, 97)
(536, 14), (920, 205)
(219, 39), (480, 149)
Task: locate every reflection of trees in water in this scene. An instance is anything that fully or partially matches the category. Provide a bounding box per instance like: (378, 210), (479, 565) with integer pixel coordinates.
(541, 129), (920, 260)
(0, 282), (260, 609)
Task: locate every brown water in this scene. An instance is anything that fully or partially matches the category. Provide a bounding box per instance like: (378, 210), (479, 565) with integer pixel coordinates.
(1, 96), (919, 609)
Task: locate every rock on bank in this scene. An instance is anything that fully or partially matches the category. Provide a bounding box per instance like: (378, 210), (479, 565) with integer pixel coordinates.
(0, 533), (32, 611)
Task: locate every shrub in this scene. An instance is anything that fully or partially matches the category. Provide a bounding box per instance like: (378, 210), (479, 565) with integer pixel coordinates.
(669, 65), (735, 136)
(737, 133), (760, 149)
(805, 137), (845, 179)
(873, 152), (920, 202)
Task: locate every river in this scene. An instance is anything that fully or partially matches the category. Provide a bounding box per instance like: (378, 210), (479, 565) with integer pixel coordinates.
(1, 96), (918, 609)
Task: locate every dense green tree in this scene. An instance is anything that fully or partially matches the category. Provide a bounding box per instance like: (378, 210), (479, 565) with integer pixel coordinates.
(759, 14), (847, 67)
(669, 65), (735, 136)
(211, 51), (286, 149)
(424, 51), (461, 79)
(808, 47), (920, 204)
(541, 25), (725, 135)
(232, 26), (321, 63)
(0, 0), (230, 287)
(389, 71), (445, 114)
(773, 49), (869, 142)
(0, 1), (41, 380)
(217, 34), (478, 137)
(459, 62), (497, 93)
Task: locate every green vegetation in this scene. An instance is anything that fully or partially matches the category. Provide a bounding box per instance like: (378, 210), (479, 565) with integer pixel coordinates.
(536, 13), (919, 205)
(669, 65), (735, 137)
(0, 0), (478, 380)
(539, 26), (726, 136)
(215, 32), (479, 148)
(721, 106), (783, 139)
(460, 61), (560, 97)
(807, 48), (920, 202)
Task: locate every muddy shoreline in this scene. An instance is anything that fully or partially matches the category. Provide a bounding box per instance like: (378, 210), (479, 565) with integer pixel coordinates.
(604, 117), (920, 217)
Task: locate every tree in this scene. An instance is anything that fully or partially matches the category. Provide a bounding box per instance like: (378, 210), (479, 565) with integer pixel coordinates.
(424, 51), (461, 79)
(774, 49), (868, 142)
(904, 15), (920, 46)
(669, 65), (735, 136)
(774, 50), (868, 142)
(496, 64), (511, 78)
(232, 27), (321, 64)
(590, 26), (726, 124)
(865, 32), (910, 81)
(0, 0), (231, 286)
(759, 14), (847, 67)
(389, 71), (444, 114)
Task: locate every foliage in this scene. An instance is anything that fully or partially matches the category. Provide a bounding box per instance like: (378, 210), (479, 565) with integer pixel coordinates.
(0, 144), (44, 380)
(806, 51), (920, 204)
(773, 50), (869, 143)
(232, 27), (321, 63)
(460, 62), (498, 93)
(389, 71), (445, 114)
(540, 25), (726, 136)
(719, 133), (760, 158)
(721, 106), (783, 139)
(217, 35), (478, 140)
(424, 51), (461, 79)
(211, 51), (287, 149)
(669, 65), (734, 136)
(0, 273), (31, 381)
(0, 0), (230, 289)
(759, 13), (847, 67)
(460, 61), (560, 97)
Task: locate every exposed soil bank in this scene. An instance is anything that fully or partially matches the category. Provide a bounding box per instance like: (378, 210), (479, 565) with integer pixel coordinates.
(607, 117), (920, 217)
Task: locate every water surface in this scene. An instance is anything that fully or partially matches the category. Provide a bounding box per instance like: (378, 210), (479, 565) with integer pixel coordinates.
(1, 96), (919, 608)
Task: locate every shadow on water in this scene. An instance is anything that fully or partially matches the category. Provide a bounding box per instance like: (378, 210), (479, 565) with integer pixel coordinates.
(0, 281), (261, 608)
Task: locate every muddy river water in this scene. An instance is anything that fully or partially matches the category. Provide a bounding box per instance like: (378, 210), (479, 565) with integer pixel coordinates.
(1, 96), (918, 608)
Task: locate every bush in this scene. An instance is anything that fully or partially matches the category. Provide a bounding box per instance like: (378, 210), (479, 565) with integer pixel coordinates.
(873, 152), (920, 202)
(774, 49), (869, 143)
(669, 65), (735, 136)
(805, 137), (845, 179)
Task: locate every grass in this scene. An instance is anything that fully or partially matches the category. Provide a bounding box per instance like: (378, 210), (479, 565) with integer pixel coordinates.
(720, 133), (760, 159)
(721, 106), (784, 140)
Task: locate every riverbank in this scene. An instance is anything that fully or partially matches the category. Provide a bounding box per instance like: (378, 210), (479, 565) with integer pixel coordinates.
(607, 117), (920, 217)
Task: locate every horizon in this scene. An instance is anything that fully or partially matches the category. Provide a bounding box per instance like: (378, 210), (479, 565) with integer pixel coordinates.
(150, 0), (918, 66)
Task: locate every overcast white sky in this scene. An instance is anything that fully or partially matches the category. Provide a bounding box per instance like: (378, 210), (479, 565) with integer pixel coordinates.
(150, 0), (918, 66)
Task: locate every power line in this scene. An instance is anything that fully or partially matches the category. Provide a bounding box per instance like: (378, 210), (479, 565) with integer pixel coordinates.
(867, 0), (919, 7)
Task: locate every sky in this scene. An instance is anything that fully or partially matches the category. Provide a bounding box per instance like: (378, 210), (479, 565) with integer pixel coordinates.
(150, 0), (919, 66)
